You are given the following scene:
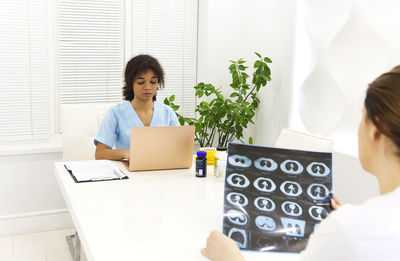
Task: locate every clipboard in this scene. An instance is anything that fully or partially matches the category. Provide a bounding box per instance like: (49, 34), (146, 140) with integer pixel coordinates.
(64, 160), (129, 183)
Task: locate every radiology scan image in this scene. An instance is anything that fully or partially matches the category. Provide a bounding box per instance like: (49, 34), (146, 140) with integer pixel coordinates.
(222, 143), (333, 253)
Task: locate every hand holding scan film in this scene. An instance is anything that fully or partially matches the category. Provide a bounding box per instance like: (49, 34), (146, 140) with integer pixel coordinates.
(222, 143), (333, 253)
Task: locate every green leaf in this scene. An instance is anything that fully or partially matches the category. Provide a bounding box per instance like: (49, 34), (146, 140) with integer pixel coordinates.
(254, 60), (261, 68)
(169, 95), (175, 102)
(179, 117), (185, 125)
(163, 98), (170, 105)
(252, 74), (259, 83)
(263, 57), (272, 63)
(255, 52), (262, 58)
(261, 78), (266, 86)
(264, 67), (271, 77)
(185, 118), (194, 125)
(230, 92), (239, 97)
(261, 74), (268, 81)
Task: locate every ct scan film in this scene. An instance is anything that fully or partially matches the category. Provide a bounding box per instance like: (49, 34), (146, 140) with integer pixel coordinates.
(222, 143), (333, 253)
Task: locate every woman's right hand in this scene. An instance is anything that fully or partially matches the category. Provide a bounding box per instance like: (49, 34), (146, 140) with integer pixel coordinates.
(201, 230), (245, 261)
(95, 142), (130, 161)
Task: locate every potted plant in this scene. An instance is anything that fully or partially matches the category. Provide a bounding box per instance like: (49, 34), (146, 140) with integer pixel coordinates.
(164, 52), (272, 148)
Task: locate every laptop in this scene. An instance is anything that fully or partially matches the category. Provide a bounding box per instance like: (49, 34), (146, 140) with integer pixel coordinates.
(128, 125), (195, 171)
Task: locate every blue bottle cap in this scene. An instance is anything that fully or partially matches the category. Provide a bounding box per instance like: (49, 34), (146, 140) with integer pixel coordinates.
(197, 151), (207, 157)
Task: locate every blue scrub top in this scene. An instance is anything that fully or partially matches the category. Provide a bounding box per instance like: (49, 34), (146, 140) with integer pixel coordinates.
(94, 101), (180, 149)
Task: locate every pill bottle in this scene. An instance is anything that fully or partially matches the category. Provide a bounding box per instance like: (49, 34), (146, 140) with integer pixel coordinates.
(195, 151), (207, 178)
(199, 147), (217, 165)
(214, 147), (227, 181)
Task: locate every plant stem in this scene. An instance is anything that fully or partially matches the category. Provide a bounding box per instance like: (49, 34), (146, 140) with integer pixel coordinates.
(228, 132), (236, 143)
(202, 124), (208, 147)
(195, 132), (202, 147)
(218, 132), (223, 147)
(221, 131), (230, 148)
(244, 85), (257, 102)
(205, 126), (216, 147)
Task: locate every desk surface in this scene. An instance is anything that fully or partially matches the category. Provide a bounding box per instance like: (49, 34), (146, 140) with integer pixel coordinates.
(54, 161), (299, 261)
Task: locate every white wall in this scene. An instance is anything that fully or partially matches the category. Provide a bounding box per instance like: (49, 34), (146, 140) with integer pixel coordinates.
(197, 0), (380, 203)
(198, 0), (297, 146)
(0, 150), (72, 236)
(287, 0), (400, 202)
(0, 152), (64, 215)
(290, 0), (400, 157)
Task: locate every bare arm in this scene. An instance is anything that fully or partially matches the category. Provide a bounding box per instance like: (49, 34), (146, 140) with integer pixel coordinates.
(95, 142), (129, 161)
(201, 230), (245, 261)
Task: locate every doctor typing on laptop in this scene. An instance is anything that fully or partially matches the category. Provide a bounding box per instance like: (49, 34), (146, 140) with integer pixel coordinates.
(94, 54), (180, 161)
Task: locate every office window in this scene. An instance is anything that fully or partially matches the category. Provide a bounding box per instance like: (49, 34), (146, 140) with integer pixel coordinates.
(58, 0), (125, 103)
(0, 0), (50, 141)
(58, 0), (198, 118)
(131, 0), (198, 118)
(0, 0), (198, 143)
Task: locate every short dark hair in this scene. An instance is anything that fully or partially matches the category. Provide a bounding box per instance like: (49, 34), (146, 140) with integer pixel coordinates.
(122, 54), (165, 101)
(365, 65), (400, 154)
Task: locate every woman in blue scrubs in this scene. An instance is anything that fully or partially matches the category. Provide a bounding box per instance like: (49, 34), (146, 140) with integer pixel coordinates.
(94, 55), (179, 160)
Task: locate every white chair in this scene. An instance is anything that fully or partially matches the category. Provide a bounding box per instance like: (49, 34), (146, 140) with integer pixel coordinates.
(60, 102), (115, 261)
(274, 128), (333, 151)
(60, 103), (115, 161)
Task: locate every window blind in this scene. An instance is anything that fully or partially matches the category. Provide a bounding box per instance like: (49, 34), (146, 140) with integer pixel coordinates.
(0, 0), (198, 143)
(58, 0), (198, 119)
(131, 0), (198, 118)
(0, 0), (50, 141)
(58, 0), (125, 103)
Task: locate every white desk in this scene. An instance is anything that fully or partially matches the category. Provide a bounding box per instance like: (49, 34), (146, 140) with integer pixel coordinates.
(54, 161), (299, 261)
